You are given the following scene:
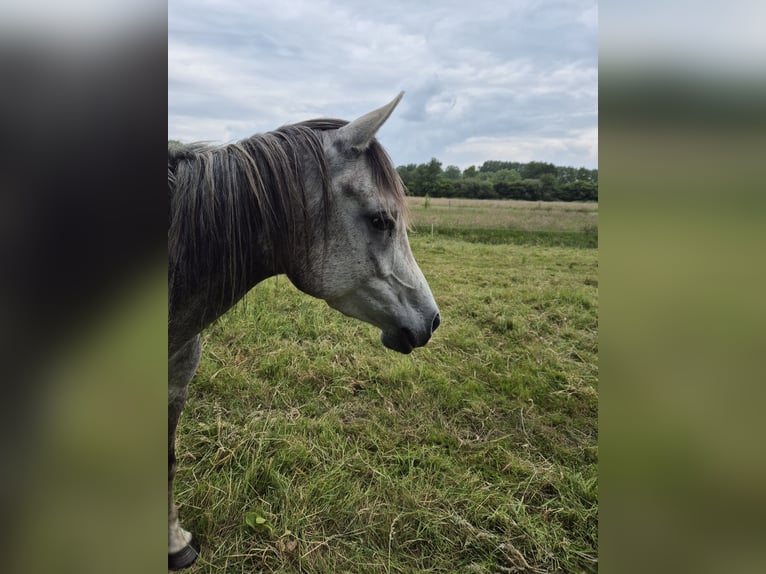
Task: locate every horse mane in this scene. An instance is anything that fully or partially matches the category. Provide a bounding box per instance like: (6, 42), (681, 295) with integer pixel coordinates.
(168, 118), (407, 315)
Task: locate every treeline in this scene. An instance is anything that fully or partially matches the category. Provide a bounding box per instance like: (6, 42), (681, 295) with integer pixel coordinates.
(397, 159), (598, 201)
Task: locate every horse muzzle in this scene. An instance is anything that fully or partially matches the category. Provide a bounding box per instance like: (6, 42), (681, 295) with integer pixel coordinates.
(381, 310), (441, 354)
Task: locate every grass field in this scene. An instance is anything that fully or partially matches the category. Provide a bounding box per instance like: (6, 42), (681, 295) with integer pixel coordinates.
(407, 197), (597, 232)
(176, 199), (598, 573)
(407, 197), (598, 249)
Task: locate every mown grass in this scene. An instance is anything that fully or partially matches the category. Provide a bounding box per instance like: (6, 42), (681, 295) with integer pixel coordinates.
(415, 227), (597, 248)
(176, 200), (598, 573)
(407, 197), (598, 248)
(407, 197), (598, 234)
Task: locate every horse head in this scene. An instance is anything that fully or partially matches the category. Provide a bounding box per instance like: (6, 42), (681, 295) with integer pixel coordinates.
(291, 93), (440, 353)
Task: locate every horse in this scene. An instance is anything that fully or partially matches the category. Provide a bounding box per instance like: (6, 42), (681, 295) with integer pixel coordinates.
(168, 93), (440, 569)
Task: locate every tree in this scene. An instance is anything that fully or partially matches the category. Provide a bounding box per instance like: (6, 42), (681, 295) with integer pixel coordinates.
(416, 158), (443, 196)
(490, 169), (521, 184)
(479, 160), (522, 173)
(396, 158), (597, 201)
(521, 161), (557, 179)
(457, 178), (496, 199)
(397, 163), (418, 194)
(577, 167), (597, 184)
(520, 179), (542, 201)
(539, 173), (559, 201)
(443, 165), (462, 181)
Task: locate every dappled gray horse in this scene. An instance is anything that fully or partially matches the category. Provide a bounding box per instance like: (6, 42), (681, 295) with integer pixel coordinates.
(168, 94), (440, 569)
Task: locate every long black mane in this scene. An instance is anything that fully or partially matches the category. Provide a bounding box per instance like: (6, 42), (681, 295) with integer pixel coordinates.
(168, 119), (406, 322)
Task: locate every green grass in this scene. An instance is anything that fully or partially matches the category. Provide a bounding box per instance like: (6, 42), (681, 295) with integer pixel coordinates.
(176, 200), (598, 573)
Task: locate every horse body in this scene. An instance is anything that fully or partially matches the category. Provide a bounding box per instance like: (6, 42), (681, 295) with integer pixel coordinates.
(167, 94), (439, 569)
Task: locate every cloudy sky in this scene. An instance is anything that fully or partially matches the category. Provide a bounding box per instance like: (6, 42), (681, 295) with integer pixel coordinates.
(168, 0), (598, 169)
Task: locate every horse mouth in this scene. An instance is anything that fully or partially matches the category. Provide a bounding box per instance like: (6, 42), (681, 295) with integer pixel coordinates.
(381, 327), (419, 354)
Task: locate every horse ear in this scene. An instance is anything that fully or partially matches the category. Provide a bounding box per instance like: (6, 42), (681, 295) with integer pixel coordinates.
(337, 91), (404, 153)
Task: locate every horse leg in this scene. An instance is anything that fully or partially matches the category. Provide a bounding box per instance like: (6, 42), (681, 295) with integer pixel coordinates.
(168, 335), (202, 570)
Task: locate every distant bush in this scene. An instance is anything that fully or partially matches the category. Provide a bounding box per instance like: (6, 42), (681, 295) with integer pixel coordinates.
(398, 158), (597, 202)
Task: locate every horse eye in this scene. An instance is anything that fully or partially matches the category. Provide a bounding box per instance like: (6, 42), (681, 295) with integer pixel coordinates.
(370, 215), (395, 232)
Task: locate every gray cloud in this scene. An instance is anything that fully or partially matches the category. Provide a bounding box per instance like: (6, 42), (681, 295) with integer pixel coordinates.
(169, 0), (597, 168)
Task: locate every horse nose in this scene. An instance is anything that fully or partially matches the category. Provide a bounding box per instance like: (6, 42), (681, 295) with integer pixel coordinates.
(431, 312), (441, 333)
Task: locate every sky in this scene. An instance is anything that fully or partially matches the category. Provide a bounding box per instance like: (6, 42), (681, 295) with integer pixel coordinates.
(168, 0), (598, 170)
(600, 0), (766, 72)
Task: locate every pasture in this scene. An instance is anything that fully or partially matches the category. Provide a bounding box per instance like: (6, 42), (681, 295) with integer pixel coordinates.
(176, 199), (598, 573)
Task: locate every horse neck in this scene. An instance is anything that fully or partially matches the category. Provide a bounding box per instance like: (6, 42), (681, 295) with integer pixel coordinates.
(169, 134), (321, 345)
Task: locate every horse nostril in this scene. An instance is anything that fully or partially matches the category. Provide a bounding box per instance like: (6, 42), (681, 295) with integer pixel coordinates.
(431, 312), (441, 333)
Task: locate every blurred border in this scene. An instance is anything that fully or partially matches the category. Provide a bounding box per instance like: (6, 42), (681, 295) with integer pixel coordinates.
(600, 2), (766, 573)
(2, 2), (765, 573)
(0, 3), (167, 573)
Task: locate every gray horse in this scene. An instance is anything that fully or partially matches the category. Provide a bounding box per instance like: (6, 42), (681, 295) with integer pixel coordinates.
(168, 93), (440, 569)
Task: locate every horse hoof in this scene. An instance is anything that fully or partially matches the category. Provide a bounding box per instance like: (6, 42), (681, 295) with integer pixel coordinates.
(168, 536), (200, 570)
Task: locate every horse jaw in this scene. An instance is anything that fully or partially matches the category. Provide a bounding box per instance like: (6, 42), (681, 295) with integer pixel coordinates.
(322, 242), (440, 355)
(327, 292), (438, 355)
